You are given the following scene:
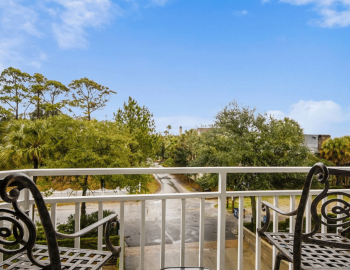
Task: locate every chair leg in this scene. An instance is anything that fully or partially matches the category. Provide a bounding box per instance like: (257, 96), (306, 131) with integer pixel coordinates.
(274, 253), (288, 270)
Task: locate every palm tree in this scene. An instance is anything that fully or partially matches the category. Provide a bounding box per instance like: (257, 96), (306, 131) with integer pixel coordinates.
(320, 136), (350, 185)
(1, 119), (51, 176)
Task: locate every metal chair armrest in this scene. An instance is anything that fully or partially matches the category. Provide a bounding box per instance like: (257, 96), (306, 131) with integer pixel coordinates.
(261, 201), (297, 216)
(55, 214), (118, 239)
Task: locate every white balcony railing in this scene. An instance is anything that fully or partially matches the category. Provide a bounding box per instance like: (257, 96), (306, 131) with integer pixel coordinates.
(0, 166), (349, 270)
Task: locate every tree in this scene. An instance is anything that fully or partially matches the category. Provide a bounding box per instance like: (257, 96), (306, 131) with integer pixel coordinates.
(42, 80), (70, 117)
(69, 78), (116, 121)
(0, 119), (52, 175)
(192, 101), (310, 223)
(114, 97), (157, 166)
(0, 67), (31, 119)
(320, 136), (350, 185)
(46, 115), (139, 215)
(28, 73), (48, 120)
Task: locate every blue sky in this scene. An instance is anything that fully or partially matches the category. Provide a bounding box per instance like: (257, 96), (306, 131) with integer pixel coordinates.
(1, 0), (350, 137)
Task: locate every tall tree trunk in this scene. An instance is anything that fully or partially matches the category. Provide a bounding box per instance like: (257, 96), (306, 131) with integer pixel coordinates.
(81, 176), (89, 215)
(37, 91), (40, 119)
(250, 196), (256, 225)
(15, 88), (19, 120)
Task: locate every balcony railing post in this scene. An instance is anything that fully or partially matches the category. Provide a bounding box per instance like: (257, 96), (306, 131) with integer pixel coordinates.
(272, 196), (279, 269)
(161, 199), (166, 269)
(140, 200), (146, 270)
(306, 196), (311, 233)
(119, 201), (125, 270)
(180, 198), (186, 267)
(74, 202), (80, 248)
(199, 197), (205, 267)
(321, 197), (327, 233)
(289, 195), (296, 270)
(217, 173), (227, 270)
(255, 196), (261, 270)
(98, 202), (103, 250)
(51, 203), (57, 230)
(217, 172), (227, 270)
(237, 196), (244, 270)
(337, 195), (343, 226)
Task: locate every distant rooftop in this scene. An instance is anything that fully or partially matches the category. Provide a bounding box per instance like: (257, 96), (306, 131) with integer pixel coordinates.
(304, 134), (331, 154)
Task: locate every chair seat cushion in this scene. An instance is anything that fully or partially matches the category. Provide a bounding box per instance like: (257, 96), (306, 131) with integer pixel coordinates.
(0, 244), (114, 270)
(265, 232), (350, 269)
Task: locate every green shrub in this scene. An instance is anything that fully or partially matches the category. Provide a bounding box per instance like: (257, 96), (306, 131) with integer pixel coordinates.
(244, 213), (350, 234)
(56, 210), (118, 238)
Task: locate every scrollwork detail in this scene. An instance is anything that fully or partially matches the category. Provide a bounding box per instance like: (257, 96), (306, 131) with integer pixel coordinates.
(0, 173), (61, 269)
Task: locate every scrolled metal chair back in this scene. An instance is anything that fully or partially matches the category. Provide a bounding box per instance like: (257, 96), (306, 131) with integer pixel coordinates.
(0, 173), (61, 270)
(293, 163), (350, 269)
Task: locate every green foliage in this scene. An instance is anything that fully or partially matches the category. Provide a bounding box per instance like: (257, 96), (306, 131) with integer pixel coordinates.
(69, 77), (116, 121)
(0, 67), (31, 119)
(0, 119), (52, 171)
(56, 210), (118, 238)
(163, 157), (176, 167)
(320, 136), (350, 166)
(192, 101), (310, 191)
(157, 128), (200, 167)
(114, 97), (157, 166)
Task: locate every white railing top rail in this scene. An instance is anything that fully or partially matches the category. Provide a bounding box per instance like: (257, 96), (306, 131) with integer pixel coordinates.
(0, 188), (348, 208)
(1, 166), (350, 177)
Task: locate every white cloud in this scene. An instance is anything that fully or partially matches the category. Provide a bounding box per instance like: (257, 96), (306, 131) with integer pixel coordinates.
(0, 1), (42, 37)
(0, 0), (171, 69)
(154, 116), (213, 134)
(149, 0), (171, 6)
(276, 0), (350, 28)
(29, 61), (41, 69)
(0, 37), (24, 70)
(233, 10), (249, 16)
(0, 1), (45, 69)
(268, 100), (349, 134)
(51, 0), (116, 49)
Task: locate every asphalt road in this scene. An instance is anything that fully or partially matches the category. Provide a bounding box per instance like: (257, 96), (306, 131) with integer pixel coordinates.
(37, 168), (239, 247)
(122, 171), (237, 247)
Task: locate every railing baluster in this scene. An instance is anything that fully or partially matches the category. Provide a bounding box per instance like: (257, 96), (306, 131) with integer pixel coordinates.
(51, 203), (57, 229)
(120, 202), (125, 270)
(337, 195), (343, 226)
(217, 172), (227, 270)
(98, 201), (103, 250)
(321, 197), (327, 233)
(306, 195), (311, 233)
(272, 196), (279, 270)
(161, 199), (166, 269)
(238, 196), (244, 270)
(75, 202), (80, 248)
(255, 196), (261, 270)
(199, 198), (205, 267)
(180, 198), (186, 267)
(289, 195), (296, 270)
(23, 188), (30, 241)
(140, 200), (146, 270)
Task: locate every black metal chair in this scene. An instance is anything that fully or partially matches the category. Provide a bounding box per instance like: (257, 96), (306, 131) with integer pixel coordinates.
(258, 163), (350, 270)
(0, 172), (121, 270)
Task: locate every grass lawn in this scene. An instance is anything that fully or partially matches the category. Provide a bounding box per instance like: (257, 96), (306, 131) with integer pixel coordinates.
(223, 193), (350, 217)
